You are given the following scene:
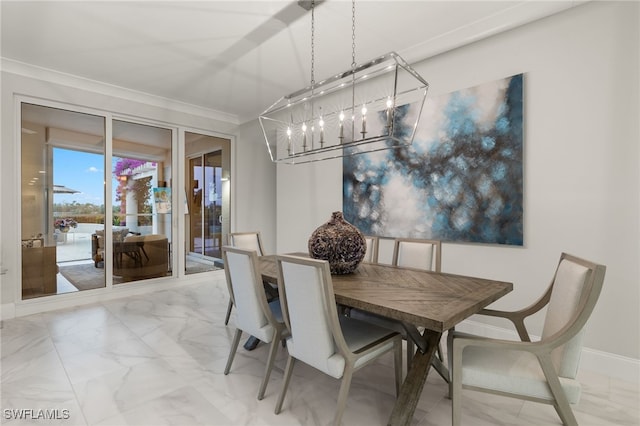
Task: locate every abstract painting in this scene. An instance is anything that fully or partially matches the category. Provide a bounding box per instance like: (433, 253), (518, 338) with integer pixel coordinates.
(343, 74), (523, 245)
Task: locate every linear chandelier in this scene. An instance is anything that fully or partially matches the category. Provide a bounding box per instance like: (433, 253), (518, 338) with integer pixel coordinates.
(260, 0), (429, 164)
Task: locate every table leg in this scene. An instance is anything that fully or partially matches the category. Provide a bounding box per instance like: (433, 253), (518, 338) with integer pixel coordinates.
(243, 336), (261, 351)
(388, 330), (442, 426)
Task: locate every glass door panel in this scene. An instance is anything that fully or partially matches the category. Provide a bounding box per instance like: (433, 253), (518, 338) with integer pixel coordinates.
(189, 155), (203, 255)
(185, 132), (230, 275)
(111, 120), (172, 284)
(204, 151), (222, 258)
(21, 103), (106, 299)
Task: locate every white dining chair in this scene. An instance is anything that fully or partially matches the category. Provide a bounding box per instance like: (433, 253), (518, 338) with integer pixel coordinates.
(225, 231), (266, 325)
(229, 231), (265, 256)
(392, 238), (441, 272)
(350, 238), (443, 377)
(274, 255), (402, 426)
(221, 246), (288, 400)
(363, 235), (379, 263)
(448, 253), (606, 426)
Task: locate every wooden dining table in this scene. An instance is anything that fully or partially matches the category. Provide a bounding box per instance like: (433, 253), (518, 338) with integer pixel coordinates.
(257, 254), (512, 426)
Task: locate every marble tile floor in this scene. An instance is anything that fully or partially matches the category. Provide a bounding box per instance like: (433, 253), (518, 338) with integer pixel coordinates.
(2, 279), (639, 426)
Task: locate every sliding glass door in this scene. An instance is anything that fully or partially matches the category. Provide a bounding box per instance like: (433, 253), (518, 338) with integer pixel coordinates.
(110, 120), (173, 284)
(189, 152), (222, 257)
(20, 101), (177, 299)
(185, 132), (230, 274)
(21, 103), (106, 298)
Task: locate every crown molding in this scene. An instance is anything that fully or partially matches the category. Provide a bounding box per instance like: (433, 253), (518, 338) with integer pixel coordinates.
(1, 58), (240, 126)
(398, 0), (585, 66)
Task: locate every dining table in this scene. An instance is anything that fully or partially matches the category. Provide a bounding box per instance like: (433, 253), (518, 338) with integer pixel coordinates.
(257, 254), (513, 426)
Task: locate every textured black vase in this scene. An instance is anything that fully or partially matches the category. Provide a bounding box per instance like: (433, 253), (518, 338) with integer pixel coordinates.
(308, 211), (366, 274)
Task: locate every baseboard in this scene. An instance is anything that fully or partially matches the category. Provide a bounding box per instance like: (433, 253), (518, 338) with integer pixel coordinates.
(11, 270), (226, 318)
(1, 303), (16, 321)
(455, 319), (639, 383)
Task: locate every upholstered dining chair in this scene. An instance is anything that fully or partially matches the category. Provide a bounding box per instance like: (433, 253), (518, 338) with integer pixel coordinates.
(221, 246), (288, 400)
(363, 235), (379, 263)
(392, 238), (442, 272)
(350, 238), (443, 376)
(448, 252), (606, 426)
(224, 231), (266, 325)
(274, 255), (402, 426)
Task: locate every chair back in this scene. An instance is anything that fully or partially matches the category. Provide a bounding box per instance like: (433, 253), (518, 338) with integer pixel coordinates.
(363, 236), (379, 263)
(276, 255), (346, 378)
(541, 253), (606, 378)
(376, 237), (395, 265)
(222, 246), (276, 342)
(392, 238), (442, 272)
(229, 232), (265, 256)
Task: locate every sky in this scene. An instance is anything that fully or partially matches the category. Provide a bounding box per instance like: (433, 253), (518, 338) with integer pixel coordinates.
(53, 148), (118, 206)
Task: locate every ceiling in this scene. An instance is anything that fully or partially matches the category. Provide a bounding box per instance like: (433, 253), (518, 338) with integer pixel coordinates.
(2, 1), (582, 125)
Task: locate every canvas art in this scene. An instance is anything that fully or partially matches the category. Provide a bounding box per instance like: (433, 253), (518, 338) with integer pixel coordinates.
(343, 74), (523, 245)
(153, 187), (172, 214)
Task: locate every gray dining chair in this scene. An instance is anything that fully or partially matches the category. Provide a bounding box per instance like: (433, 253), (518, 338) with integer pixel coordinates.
(225, 231), (266, 325)
(448, 253), (606, 426)
(221, 246), (288, 400)
(274, 255), (402, 426)
(349, 238), (443, 377)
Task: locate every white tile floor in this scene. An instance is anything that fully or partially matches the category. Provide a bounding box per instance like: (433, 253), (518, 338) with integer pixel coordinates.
(2, 279), (639, 425)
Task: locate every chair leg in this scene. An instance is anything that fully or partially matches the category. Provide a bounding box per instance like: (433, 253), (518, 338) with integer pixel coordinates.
(394, 338), (403, 396)
(224, 299), (234, 325)
(406, 340), (415, 377)
(538, 355), (578, 426)
(553, 401), (578, 426)
(334, 366), (354, 426)
(275, 355), (296, 415)
(447, 331), (455, 399)
(437, 341), (444, 361)
(451, 341), (463, 426)
(257, 332), (281, 400)
(224, 328), (243, 375)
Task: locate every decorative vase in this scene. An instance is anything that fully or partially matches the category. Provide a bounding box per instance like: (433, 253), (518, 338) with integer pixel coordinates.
(308, 211), (366, 275)
(60, 227), (70, 233)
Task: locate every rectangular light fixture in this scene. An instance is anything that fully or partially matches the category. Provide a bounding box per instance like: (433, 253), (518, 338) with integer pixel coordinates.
(260, 52), (429, 164)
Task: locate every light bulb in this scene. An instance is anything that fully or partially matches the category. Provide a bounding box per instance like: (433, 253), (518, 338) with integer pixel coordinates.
(386, 97), (394, 130)
(361, 105), (367, 135)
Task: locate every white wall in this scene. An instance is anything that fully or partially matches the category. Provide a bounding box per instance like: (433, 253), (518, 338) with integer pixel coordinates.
(275, 1), (640, 361)
(234, 120), (277, 254)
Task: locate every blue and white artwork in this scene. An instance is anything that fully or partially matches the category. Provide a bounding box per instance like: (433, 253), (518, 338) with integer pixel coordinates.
(343, 74), (523, 245)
